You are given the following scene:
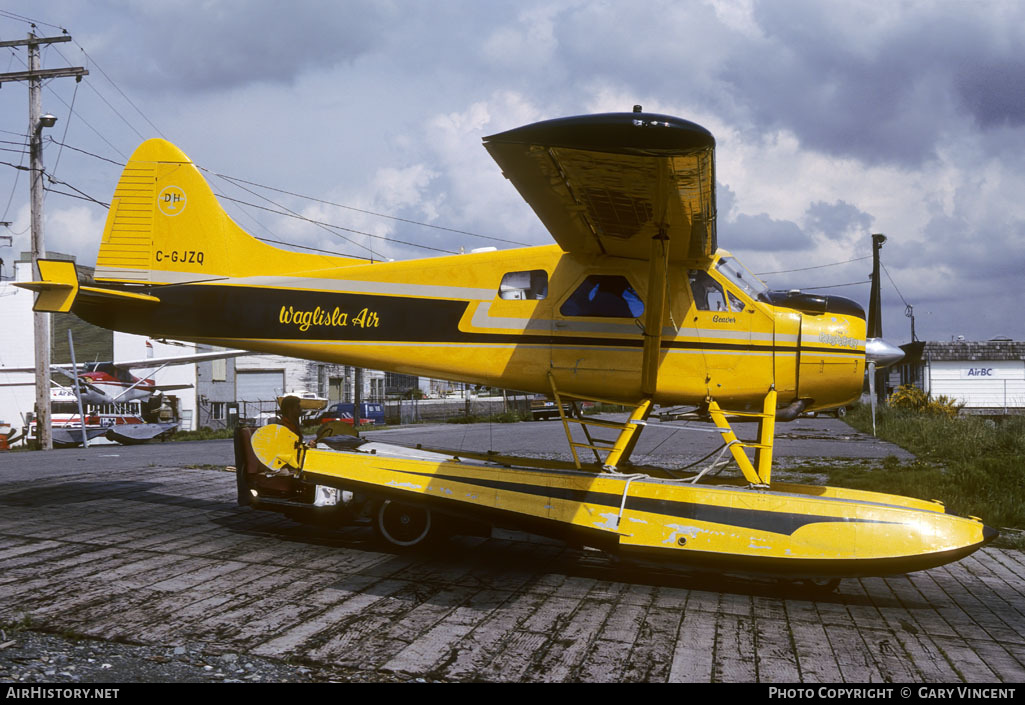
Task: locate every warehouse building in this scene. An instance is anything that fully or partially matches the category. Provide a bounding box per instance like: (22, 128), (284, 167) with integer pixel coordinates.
(896, 339), (1025, 414)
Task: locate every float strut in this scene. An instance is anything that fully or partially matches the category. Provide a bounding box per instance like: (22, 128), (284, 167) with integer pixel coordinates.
(707, 387), (777, 486)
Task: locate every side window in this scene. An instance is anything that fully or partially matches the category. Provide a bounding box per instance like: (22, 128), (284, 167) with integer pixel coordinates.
(560, 275), (644, 318)
(726, 290), (746, 313)
(688, 270), (727, 312)
(499, 270), (548, 300)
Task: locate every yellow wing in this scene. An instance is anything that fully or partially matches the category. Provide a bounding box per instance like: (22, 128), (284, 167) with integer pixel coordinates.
(483, 110), (717, 262)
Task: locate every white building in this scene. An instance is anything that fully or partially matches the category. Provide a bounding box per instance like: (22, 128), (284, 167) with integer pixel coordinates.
(898, 339), (1025, 414)
(0, 260), (38, 431)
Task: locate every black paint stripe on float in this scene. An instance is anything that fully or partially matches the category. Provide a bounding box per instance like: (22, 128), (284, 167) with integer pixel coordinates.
(391, 469), (894, 537)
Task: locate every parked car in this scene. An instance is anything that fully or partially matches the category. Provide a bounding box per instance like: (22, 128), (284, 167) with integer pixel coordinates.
(529, 395), (569, 420)
(317, 402), (386, 426)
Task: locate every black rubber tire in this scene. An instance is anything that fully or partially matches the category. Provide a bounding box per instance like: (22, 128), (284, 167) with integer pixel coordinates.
(804, 577), (842, 593)
(373, 499), (434, 548)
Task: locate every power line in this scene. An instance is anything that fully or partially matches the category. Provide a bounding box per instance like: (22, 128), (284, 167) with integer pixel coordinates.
(0, 38), (127, 160)
(43, 137), (124, 166)
(42, 171), (109, 207)
(51, 44), (145, 142)
(800, 280), (870, 291)
(70, 41), (165, 139)
(208, 176), (377, 258)
(755, 255), (871, 276)
(880, 261), (910, 308)
(0, 10), (64, 32)
(213, 192), (458, 256)
(254, 236), (364, 259)
(49, 74), (79, 176)
(0, 134), (28, 223)
(209, 170), (531, 247)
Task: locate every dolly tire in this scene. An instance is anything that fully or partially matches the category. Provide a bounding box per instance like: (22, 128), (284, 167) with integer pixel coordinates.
(373, 499), (434, 548)
(804, 577), (842, 593)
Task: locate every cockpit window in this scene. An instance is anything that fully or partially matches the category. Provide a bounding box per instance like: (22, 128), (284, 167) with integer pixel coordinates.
(716, 255), (769, 301)
(726, 290), (746, 313)
(560, 275), (644, 318)
(688, 270), (728, 311)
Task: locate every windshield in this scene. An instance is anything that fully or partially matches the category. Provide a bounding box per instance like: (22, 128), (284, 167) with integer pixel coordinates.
(716, 255), (769, 302)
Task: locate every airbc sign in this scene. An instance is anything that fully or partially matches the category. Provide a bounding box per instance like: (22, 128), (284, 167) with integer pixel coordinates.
(958, 364), (1024, 380)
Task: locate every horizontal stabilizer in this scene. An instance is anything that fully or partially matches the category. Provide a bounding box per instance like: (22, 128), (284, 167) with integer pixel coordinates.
(17, 259), (79, 312)
(16, 258), (161, 312)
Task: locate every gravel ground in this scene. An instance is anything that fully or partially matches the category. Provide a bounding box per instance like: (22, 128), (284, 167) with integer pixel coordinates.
(0, 628), (432, 684)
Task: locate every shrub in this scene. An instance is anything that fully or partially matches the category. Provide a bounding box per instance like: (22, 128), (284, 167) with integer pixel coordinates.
(888, 384), (963, 418)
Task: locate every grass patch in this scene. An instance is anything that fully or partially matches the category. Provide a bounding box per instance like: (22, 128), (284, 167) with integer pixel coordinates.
(170, 427), (235, 442)
(840, 404), (1025, 529)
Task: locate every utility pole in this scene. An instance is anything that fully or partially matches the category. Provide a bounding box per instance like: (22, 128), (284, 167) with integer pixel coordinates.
(867, 233), (888, 417)
(0, 32), (87, 450)
(868, 233), (886, 340)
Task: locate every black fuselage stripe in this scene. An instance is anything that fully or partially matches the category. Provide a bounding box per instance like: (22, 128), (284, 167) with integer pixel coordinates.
(390, 469), (892, 536)
(74, 283), (863, 356)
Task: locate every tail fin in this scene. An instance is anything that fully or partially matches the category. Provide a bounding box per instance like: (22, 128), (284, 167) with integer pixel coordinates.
(95, 139), (357, 285)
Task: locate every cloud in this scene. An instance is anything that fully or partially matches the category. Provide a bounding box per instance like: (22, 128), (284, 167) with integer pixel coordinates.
(85, 0), (395, 93)
(804, 200), (874, 240)
(725, 212), (810, 251)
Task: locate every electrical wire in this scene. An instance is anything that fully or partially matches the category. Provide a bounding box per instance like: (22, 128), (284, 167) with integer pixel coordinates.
(42, 172), (109, 207)
(49, 75), (78, 176)
(0, 135), (26, 223)
(0, 10), (63, 31)
(51, 44), (146, 143)
(208, 180), (376, 259)
(70, 41), (165, 139)
(800, 280), (870, 291)
(210, 170), (532, 248)
(44, 137), (124, 166)
(880, 261), (910, 308)
(755, 255), (871, 276)
(212, 191), (459, 257)
(0, 39), (129, 161)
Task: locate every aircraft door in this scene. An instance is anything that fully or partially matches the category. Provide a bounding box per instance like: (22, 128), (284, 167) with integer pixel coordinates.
(686, 268), (776, 404)
(549, 272), (646, 398)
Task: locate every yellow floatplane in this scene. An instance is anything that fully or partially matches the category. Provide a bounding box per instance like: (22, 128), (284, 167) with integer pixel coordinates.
(21, 108), (994, 587)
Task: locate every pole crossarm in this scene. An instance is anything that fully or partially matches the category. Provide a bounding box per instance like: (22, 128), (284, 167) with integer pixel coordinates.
(0, 35), (73, 48)
(0, 67), (88, 84)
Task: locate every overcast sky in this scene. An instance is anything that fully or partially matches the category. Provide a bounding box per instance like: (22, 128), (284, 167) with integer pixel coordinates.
(0, 0), (1022, 345)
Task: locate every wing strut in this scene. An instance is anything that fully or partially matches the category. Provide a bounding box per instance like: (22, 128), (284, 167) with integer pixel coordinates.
(641, 226), (670, 396)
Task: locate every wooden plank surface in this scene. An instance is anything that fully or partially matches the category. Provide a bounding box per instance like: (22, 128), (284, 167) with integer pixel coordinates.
(0, 456), (1022, 683)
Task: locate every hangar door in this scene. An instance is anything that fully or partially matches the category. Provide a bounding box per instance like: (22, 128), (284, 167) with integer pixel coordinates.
(236, 370), (285, 404)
